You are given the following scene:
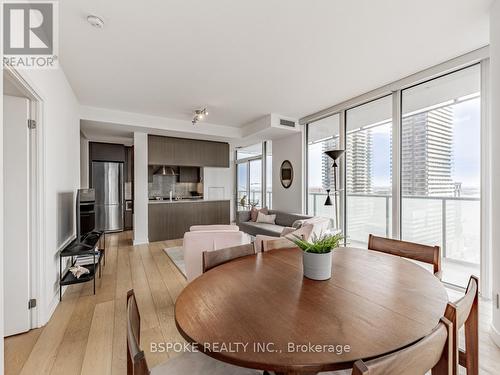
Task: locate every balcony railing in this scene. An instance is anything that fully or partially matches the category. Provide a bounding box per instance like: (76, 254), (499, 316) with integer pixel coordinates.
(308, 192), (480, 266)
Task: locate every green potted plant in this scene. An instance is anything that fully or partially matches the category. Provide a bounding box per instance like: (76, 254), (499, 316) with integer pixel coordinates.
(288, 232), (344, 280)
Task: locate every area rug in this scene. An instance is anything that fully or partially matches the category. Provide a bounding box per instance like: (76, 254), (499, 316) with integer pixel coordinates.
(163, 246), (187, 279)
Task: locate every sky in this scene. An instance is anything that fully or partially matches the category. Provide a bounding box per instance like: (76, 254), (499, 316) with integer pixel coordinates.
(308, 96), (481, 192)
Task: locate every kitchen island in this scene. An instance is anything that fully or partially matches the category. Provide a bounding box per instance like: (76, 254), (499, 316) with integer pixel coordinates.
(148, 199), (231, 241)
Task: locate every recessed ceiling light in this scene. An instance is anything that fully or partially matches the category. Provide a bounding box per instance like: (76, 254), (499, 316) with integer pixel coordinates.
(87, 15), (104, 28)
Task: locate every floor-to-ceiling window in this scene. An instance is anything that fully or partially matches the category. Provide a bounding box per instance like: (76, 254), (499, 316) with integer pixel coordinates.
(249, 159), (262, 207)
(236, 144), (262, 210)
(266, 141), (273, 208)
(305, 57), (487, 291)
(346, 96), (393, 245)
(237, 163), (248, 211)
(307, 114), (341, 221)
(401, 65), (481, 287)
(236, 143), (269, 211)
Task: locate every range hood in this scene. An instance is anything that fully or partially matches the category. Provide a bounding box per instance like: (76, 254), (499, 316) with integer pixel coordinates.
(154, 166), (177, 176)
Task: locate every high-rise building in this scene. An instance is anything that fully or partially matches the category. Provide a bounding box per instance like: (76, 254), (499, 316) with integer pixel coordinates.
(400, 106), (454, 248)
(321, 138), (339, 191)
(401, 107), (454, 196)
(346, 129), (373, 194)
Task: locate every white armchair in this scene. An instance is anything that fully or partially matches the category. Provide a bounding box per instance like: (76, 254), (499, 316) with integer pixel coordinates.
(184, 225), (250, 281)
(254, 217), (332, 252)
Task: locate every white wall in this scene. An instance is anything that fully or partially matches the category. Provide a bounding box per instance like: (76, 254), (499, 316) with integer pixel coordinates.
(16, 68), (81, 323)
(80, 132), (89, 188)
(0, 17), (5, 369)
(490, 0), (500, 349)
(272, 132), (304, 214)
(133, 132), (149, 244)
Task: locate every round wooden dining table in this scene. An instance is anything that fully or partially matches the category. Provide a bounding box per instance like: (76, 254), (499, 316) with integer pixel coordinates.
(175, 247), (448, 374)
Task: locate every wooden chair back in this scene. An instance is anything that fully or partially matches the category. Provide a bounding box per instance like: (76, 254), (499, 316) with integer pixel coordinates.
(368, 234), (442, 278)
(202, 244), (255, 273)
(352, 317), (453, 375)
(127, 290), (149, 375)
(444, 275), (479, 375)
(262, 237), (294, 252)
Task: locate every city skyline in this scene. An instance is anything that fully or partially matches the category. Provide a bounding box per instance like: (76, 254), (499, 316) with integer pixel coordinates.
(308, 96), (481, 196)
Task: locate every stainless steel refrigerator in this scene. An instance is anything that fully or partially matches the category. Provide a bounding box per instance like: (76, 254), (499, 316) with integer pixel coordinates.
(92, 162), (124, 232)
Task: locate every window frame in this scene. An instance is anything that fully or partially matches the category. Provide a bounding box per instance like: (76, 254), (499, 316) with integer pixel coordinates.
(303, 48), (490, 296)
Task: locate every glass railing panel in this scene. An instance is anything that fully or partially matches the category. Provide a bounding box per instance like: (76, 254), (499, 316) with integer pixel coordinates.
(445, 199), (480, 264)
(402, 197), (442, 248)
(347, 195), (391, 245)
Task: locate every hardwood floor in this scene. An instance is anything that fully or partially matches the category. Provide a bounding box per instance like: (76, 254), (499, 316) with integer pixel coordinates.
(4, 231), (500, 374)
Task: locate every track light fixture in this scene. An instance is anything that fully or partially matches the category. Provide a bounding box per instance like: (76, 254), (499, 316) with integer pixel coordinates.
(192, 108), (209, 125)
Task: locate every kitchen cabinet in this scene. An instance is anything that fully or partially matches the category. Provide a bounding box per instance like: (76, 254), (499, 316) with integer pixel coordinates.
(148, 135), (175, 165)
(90, 142), (125, 163)
(124, 210), (133, 230)
(148, 135), (229, 167)
(125, 146), (134, 183)
(179, 167), (200, 183)
(148, 200), (230, 241)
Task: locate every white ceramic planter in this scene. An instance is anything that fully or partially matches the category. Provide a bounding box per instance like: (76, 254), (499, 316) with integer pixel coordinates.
(302, 251), (332, 280)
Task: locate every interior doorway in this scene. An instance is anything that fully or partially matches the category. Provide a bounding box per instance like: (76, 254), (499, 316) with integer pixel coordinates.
(2, 69), (42, 337)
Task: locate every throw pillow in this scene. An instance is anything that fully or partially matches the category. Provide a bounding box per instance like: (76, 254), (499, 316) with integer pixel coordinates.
(256, 212), (276, 224)
(251, 207), (268, 222)
(291, 219), (306, 229)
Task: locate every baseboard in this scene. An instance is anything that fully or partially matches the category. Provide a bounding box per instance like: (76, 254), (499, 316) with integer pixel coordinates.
(43, 287), (66, 326)
(490, 323), (500, 348)
(133, 237), (149, 246)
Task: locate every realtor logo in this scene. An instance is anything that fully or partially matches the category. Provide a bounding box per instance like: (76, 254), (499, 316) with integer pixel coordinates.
(3, 1), (59, 68)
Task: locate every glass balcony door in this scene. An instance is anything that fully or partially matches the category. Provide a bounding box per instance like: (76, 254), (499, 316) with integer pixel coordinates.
(249, 159), (262, 208)
(401, 65), (481, 288)
(345, 96), (393, 246)
(307, 114), (342, 222)
(236, 143), (264, 211)
(237, 163), (249, 211)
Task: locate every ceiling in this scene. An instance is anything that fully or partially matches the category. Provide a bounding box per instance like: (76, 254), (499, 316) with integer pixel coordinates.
(60, 0), (491, 129)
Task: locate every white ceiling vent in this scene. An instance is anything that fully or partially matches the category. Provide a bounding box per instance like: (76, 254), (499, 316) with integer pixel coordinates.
(279, 118), (296, 128)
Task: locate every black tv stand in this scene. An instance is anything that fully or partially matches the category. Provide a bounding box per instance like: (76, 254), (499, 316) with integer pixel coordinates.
(59, 230), (106, 301)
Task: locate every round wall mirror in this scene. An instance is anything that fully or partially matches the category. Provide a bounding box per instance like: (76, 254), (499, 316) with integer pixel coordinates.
(280, 160), (294, 189)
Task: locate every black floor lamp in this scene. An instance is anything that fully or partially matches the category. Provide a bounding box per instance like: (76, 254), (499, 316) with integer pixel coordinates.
(324, 149), (345, 229)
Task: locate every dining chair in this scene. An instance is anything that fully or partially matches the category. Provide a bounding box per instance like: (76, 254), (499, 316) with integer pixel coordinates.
(255, 224), (314, 252)
(323, 317), (453, 375)
(202, 243), (255, 273)
(367, 234), (442, 279)
(444, 275), (479, 375)
(127, 289), (261, 375)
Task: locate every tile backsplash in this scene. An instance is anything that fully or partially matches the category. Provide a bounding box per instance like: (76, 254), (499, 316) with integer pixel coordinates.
(148, 175), (202, 199)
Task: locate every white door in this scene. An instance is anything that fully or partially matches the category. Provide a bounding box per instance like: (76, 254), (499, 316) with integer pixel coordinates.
(3, 95), (31, 336)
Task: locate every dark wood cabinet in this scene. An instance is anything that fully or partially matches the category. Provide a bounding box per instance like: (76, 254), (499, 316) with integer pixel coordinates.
(179, 167), (200, 183)
(148, 200), (230, 241)
(90, 142), (126, 162)
(148, 135), (229, 167)
(124, 210), (133, 230)
(125, 146), (134, 183)
(148, 135), (175, 165)
(201, 140), (230, 167)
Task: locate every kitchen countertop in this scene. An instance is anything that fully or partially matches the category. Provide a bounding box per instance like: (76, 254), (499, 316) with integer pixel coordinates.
(148, 199), (230, 204)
